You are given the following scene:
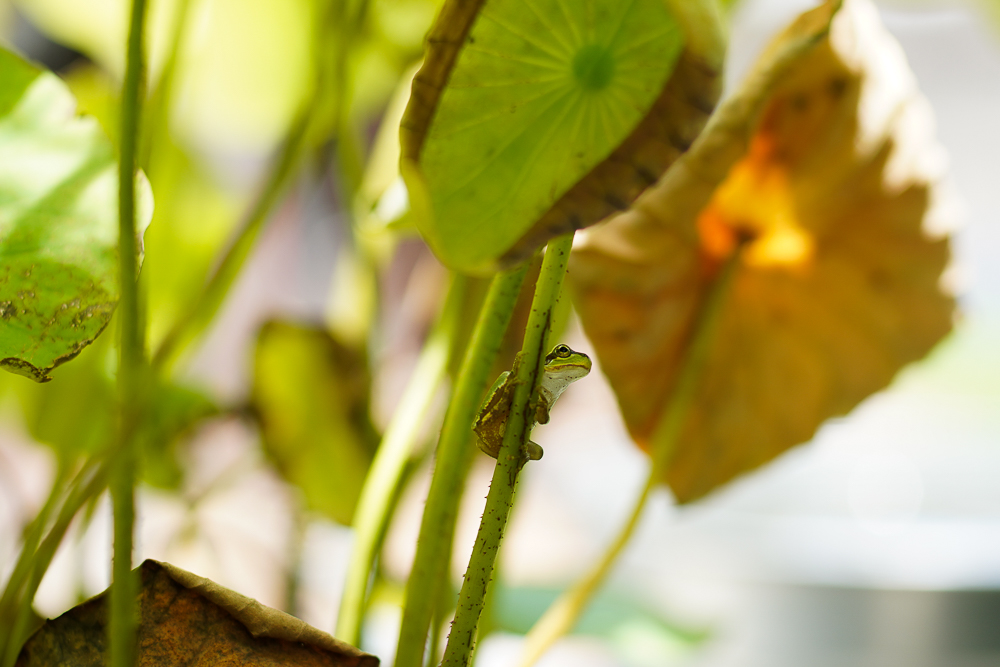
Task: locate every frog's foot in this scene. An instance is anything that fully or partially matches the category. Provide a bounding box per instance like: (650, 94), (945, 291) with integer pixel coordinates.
(523, 441), (544, 461)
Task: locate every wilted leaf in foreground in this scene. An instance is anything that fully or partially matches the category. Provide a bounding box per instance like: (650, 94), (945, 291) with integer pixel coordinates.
(570, 0), (955, 502)
(252, 321), (377, 525)
(17, 560), (378, 667)
(0, 48), (153, 382)
(401, 0), (723, 273)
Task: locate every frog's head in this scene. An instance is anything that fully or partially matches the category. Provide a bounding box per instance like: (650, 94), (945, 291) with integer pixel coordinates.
(543, 344), (592, 383)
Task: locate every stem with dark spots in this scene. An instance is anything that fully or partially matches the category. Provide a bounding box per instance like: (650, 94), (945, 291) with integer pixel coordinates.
(441, 233), (574, 667)
(516, 244), (745, 667)
(393, 263), (530, 667)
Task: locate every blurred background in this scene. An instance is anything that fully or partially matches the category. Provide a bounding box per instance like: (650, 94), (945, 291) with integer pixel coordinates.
(0, 0), (998, 666)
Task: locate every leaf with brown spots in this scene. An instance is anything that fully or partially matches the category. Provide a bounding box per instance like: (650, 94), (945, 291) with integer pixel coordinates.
(569, 0), (955, 503)
(16, 560), (378, 667)
(0, 48), (153, 382)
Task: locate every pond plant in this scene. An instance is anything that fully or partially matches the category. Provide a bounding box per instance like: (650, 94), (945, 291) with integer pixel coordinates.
(0, 0), (954, 665)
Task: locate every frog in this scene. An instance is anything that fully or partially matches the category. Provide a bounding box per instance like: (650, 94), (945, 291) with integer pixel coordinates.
(473, 343), (592, 462)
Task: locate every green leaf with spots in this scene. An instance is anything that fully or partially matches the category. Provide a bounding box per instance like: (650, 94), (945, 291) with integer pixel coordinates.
(0, 47), (153, 382)
(402, 0), (724, 273)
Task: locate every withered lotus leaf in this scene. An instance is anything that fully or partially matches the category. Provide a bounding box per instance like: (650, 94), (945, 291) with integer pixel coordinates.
(570, 0), (955, 503)
(17, 560), (378, 667)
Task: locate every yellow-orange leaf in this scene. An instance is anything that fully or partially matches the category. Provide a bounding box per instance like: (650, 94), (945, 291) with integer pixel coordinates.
(570, 0), (955, 503)
(17, 560), (378, 667)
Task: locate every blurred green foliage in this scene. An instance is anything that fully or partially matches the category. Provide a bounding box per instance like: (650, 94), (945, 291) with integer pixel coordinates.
(251, 320), (378, 525)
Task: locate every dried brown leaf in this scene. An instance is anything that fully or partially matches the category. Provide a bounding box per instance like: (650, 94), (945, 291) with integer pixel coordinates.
(570, 0), (955, 503)
(17, 560), (378, 667)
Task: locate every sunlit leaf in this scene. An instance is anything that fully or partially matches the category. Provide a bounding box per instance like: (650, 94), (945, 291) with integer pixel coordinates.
(402, 0), (723, 273)
(251, 321), (377, 525)
(570, 0), (955, 502)
(0, 48), (153, 382)
(16, 560), (378, 666)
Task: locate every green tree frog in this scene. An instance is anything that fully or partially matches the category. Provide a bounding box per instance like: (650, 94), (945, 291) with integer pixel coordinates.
(474, 344), (592, 462)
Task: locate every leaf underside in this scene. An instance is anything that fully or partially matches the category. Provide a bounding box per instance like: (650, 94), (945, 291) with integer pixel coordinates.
(403, 0), (720, 273)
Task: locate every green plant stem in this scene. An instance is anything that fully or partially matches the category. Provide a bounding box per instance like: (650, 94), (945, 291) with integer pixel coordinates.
(336, 275), (466, 645)
(149, 106), (310, 372)
(139, 0), (192, 169)
(150, 0), (365, 373)
(0, 461), (109, 667)
(441, 233), (574, 667)
(111, 0), (148, 664)
(394, 263), (531, 667)
(516, 245), (745, 667)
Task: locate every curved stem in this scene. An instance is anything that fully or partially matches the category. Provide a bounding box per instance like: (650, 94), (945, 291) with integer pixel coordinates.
(441, 233), (574, 667)
(336, 275), (466, 645)
(149, 106), (310, 372)
(517, 245), (745, 667)
(111, 0), (148, 664)
(394, 263), (531, 667)
(151, 0), (368, 373)
(1, 461), (108, 667)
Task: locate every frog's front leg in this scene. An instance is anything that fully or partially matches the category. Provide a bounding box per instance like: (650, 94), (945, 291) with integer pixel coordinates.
(520, 388), (550, 461)
(523, 440), (544, 461)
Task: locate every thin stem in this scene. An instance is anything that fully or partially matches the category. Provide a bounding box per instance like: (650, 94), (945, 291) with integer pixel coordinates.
(394, 264), (531, 667)
(139, 0), (192, 169)
(111, 0), (148, 664)
(516, 246), (745, 667)
(336, 275), (466, 645)
(150, 0), (366, 372)
(149, 106), (310, 372)
(1, 461), (109, 667)
(441, 233), (574, 667)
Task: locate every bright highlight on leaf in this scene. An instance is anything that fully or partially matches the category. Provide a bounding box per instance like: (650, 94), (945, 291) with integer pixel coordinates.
(0, 48), (152, 382)
(403, 0), (722, 273)
(570, 0), (955, 503)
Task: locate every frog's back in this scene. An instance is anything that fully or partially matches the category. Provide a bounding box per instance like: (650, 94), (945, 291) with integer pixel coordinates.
(474, 372), (512, 458)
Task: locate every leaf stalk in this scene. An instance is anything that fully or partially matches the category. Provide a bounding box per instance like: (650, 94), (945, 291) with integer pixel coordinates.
(516, 243), (745, 667)
(393, 263), (530, 667)
(441, 233), (574, 667)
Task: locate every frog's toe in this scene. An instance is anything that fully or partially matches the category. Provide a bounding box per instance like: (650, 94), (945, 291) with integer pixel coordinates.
(523, 441), (544, 461)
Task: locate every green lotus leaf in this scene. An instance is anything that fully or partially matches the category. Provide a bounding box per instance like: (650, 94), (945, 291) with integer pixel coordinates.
(402, 0), (722, 273)
(0, 48), (153, 382)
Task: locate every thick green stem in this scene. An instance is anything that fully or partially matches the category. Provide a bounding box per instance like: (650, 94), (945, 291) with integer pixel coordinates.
(394, 264), (530, 667)
(441, 233), (574, 667)
(111, 0), (148, 664)
(336, 275), (466, 645)
(516, 245), (744, 667)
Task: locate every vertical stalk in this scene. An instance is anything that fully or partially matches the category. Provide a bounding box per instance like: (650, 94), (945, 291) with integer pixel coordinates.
(111, 0), (148, 664)
(516, 246), (745, 667)
(336, 275), (466, 645)
(394, 263), (530, 667)
(441, 233), (574, 667)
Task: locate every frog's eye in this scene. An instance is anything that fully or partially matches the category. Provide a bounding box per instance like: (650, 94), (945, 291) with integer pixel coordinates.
(554, 344), (571, 357)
